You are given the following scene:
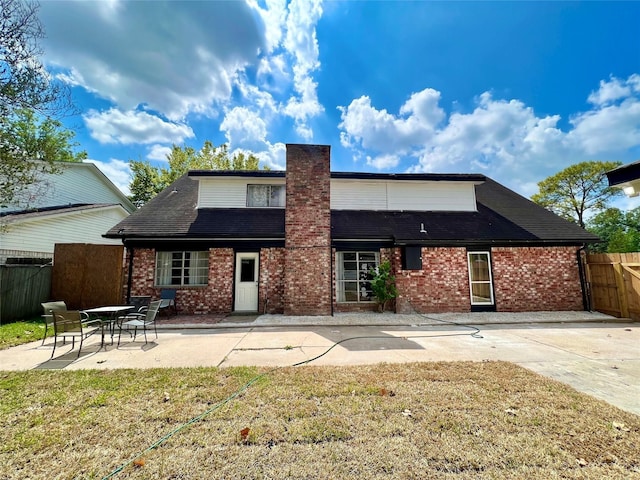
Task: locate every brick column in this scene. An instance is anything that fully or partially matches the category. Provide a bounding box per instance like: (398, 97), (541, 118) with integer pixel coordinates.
(283, 144), (332, 315)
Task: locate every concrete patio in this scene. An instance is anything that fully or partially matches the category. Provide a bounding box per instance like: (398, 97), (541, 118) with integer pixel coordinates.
(0, 311), (638, 416)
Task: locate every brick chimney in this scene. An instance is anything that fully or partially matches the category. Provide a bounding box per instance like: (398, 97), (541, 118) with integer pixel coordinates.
(283, 144), (332, 316)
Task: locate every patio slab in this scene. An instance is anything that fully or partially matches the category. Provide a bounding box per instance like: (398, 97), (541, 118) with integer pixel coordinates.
(0, 313), (638, 416)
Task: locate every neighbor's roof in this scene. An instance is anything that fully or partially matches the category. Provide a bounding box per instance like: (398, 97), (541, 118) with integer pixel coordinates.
(1, 203), (127, 225)
(105, 172), (599, 246)
(606, 160), (640, 186)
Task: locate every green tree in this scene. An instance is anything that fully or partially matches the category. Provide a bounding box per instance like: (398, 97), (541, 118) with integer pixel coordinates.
(531, 161), (623, 228)
(0, 109), (87, 207)
(1, 0), (72, 118)
(129, 141), (266, 207)
(1, 0), (78, 208)
(587, 207), (640, 253)
(129, 159), (163, 209)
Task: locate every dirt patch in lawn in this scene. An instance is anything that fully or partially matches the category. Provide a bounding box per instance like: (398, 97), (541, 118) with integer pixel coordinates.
(1, 361), (639, 479)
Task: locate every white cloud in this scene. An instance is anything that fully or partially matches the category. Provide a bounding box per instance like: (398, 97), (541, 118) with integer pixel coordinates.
(250, 0), (324, 139)
(366, 154), (400, 169)
(40, 1), (265, 121)
(220, 107), (268, 150)
(249, 0), (288, 53)
(257, 142), (287, 170)
(568, 75), (640, 154)
(281, 0), (324, 138)
(338, 91), (442, 154)
(147, 144), (173, 162)
(338, 75), (640, 197)
(84, 109), (194, 145)
(588, 76), (633, 106)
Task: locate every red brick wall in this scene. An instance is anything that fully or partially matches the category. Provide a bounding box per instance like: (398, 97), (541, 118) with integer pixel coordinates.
(259, 247), (285, 314)
(127, 247), (234, 315)
(492, 246), (582, 311)
(393, 247), (472, 314)
(283, 144), (332, 315)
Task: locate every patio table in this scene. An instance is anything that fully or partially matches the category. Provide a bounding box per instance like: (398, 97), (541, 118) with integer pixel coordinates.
(83, 306), (135, 347)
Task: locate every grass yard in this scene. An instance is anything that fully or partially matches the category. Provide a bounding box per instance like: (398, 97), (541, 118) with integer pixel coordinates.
(1, 362), (639, 479)
(0, 318), (48, 349)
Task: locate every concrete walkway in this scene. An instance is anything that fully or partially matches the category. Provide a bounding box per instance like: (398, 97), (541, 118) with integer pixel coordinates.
(1, 311), (638, 416)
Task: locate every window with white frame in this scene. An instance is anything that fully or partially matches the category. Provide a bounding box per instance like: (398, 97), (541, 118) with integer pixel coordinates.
(336, 251), (379, 302)
(467, 251), (494, 305)
(155, 251), (209, 286)
(246, 184), (285, 207)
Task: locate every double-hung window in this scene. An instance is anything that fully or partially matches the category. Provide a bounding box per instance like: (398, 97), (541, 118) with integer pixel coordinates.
(155, 251), (209, 286)
(336, 252), (379, 302)
(246, 184), (285, 207)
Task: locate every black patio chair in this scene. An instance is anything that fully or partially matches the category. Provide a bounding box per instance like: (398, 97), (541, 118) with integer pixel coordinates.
(128, 295), (151, 313)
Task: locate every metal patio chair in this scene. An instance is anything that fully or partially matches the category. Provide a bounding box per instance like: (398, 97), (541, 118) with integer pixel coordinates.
(50, 310), (101, 358)
(41, 301), (67, 345)
(128, 295), (151, 313)
(117, 300), (162, 346)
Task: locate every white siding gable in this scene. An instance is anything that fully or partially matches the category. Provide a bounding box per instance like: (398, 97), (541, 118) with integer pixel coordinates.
(198, 177), (286, 208)
(331, 179), (477, 211)
(196, 176), (477, 211)
(0, 205), (129, 254)
(1, 162), (135, 213)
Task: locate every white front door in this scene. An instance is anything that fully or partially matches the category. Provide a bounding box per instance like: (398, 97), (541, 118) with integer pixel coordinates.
(235, 252), (259, 312)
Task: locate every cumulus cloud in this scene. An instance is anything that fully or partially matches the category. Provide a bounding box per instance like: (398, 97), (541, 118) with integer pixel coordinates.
(40, 1), (265, 120)
(220, 106), (268, 150)
(366, 154), (400, 169)
(338, 89), (444, 154)
(84, 109), (194, 145)
(338, 74), (640, 197)
(250, 0), (324, 139)
(568, 75), (640, 154)
(147, 144), (173, 162)
(41, 0), (327, 159)
(587, 75), (638, 106)
(281, 0), (324, 138)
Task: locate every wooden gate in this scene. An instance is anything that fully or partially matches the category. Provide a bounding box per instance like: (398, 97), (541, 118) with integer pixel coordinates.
(51, 244), (125, 310)
(586, 252), (640, 321)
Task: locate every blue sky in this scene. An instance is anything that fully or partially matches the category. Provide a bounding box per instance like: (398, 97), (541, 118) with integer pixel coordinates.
(38, 1), (640, 209)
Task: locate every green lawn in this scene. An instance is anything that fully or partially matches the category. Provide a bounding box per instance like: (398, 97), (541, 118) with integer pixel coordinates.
(1, 362), (639, 479)
(0, 318), (48, 349)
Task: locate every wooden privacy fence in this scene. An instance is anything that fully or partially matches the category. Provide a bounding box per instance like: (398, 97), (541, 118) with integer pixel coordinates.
(586, 252), (640, 321)
(51, 244), (125, 310)
(0, 264), (52, 323)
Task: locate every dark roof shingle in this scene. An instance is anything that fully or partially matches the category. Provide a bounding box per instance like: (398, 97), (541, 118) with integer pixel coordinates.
(106, 173), (599, 245)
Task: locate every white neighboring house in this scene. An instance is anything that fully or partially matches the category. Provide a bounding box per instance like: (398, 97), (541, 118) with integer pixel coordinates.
(0, 162), (135, 263)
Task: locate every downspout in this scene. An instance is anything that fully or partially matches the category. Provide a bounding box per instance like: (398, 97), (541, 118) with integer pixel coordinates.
(330, 245), (334, 316)
(126, 246), (134, 303)
(577, 245), (590, 311)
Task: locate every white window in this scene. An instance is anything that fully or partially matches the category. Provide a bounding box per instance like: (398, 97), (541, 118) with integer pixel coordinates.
(467, 251), (494, 305)
(336, 251), (379, 302)
(247, 184), (285, 207)
(155, 251), (209, 286)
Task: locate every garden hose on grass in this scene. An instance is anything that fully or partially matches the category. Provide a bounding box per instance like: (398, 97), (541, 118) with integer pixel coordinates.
(102, 312), (483, 479)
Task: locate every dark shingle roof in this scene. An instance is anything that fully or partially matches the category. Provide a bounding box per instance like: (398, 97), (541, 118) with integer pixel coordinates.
(105, 173), (599, 245)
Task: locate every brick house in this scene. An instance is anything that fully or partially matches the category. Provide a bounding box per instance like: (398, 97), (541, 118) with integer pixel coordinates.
(105, 144), (599, 316)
